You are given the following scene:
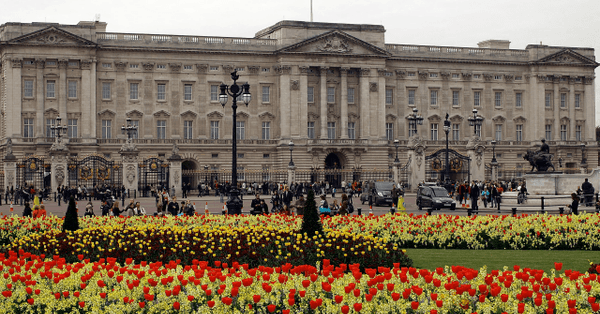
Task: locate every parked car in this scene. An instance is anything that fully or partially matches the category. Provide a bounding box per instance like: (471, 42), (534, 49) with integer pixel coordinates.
(360, 181), (397, 206)
(416, 185), (456, 211)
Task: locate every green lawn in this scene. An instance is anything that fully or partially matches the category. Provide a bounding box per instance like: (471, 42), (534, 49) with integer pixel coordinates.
(404, 249), (600, 273)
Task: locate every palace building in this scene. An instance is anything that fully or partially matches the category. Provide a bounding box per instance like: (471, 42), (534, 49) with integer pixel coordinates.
(0, 20), (597, 193)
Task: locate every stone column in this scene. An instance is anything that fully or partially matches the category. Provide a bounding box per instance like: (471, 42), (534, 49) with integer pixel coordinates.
(377, 69), (386, 139)
(392, 163), (399, 184)
(466, 137), (485, 182)
(50, 150), (69, 193)
(298, 66), (310, 139)
(491, 161), (499, 182)
(168, 144), (183, 198)
(340, 68), (349, 139)
(359, 68), (371, 139)
(277, 65), (292, 139)
(58, 59), (68, 118)
(287, 165), (296, 185)
(552, 76), (560, 141)
(319, 67), (328, 139)
(3, 140), (17, 192)
(6, 59), (23, 138)
(81, 59), (96, 142)
(568, 79), (576, 141)
(584, 76), (595, 142)
(407, 136), (426, 192)
(35, 59), (45, 137)
(120, 150), (139, 195)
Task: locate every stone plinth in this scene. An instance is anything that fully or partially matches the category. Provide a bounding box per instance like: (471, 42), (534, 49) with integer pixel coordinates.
(525, 169), (600, 195)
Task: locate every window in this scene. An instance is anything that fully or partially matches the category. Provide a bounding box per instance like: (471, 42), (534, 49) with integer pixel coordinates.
(560, 124), (567, 141)
(494, 75), (502, 80)
(262, 122), (270, 140)
(545, 124), (552, 141)
(430, 123), (438, 140)
(327, 87), (335, 103)
(560, 93), (567, 108)
(452, 73), (460, 78)
(576, 125), (582, 141)
(210, 85), (219, 101)
(515, 92), (522, 108)
(307, 122), (315, 139)
(262, 86), (270, 103)
(212, 154), (218, 158)
(102, 82), (111, 100)
(495, 124), (502, 141)
(494, 92), (502, 107)
(157, 64), (166, 69)
(130, 83), (139, 100)
(102, 120), (112, 139)
(23, 118), (34, 138)
(307, 87), (314, 103)
(452, 91), (460, 106)
(24, 80), (34, 97)
(46, 118), (56, 138)
(129, 64), (138, 69)
(545, 92), (552, 108)
(237, 153), (244, 159)
(102, 63), (111, 68)
(183, 121), (193, 139)
(407, 72), (416, 77)
(184, 84), (192, 101)
(184, 65), (193, 70)
(430, 73), (438, 78)
(452, 124), (460, 141)
(430, 90), (438, 106)
(156, 120), (166, 139)
(385, 89), (393, 105)
(130, 120), (139, 139)
(575, 94), (581, 108)
(327, 122), (336, 139)
(210, 66), (219, 71)
(475, 124), (481, 137)
(263, 154), (270, 158)
(210, 121), (219, 139)
(474, 91), (481, 107)
(157, 84), (166, 101)
(516, 124), (523, 142)
(347, 88), (355, 103)
(385, 123), (394, 140)
(408, 120), (417, 138)
(68, 81), (77, 98)
(473, 74), (480, 79)
(236, 121), (245, 140)
(348, 122), (355, 139)
(261, 68), (270, 72)
(47, 80), (56, 98)
(68, 119), (78, 138)
(408, 90), (415, 105)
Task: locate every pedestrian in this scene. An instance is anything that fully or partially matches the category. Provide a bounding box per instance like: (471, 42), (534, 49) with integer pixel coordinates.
(581, 178), (595, 206)
(167, 197), (179, 216)
(22, 202), (32, 217)
(339, 194), (349, 216)
(568, 193), (579, 215)
(294, 195), (306, 215)
(111, 202), (122, 216)
(135, 201), (146, 216)
(84, 203), (95, 217)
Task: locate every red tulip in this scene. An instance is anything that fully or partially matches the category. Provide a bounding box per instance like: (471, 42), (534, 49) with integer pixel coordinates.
(335, 295), (343, 304)
(546, 309), (554, 314)
(302, 280), (310, 288)
(78, 301), (85, 308)
(436, 300), (443, 308)
(222, 297), (233, 305)
(288, 298), (295, 306)
(554, 263), (562, 271)
(63, 291), (69, 298)
(253, 295), (261, 303)
(310, 300), (318, 310)
(282, 310), (290, 314)
(139, 302), (145, 308)
(207, 300), (215, 308)
(173, 301), (180, 310)
(145, 294), (154, 301)
(501, 294), (509, 302)
(591, 303), (599, 312)
(2, 291), (12, 298)
(27, 298), (34, 305)
(341, 305), (350, 314)
(411, 301), (419, 310)
(188, 295), (195, 302)
(567, 300), (576, 308)
(354, 303), (363, 312)
(267, 304), (276, 313)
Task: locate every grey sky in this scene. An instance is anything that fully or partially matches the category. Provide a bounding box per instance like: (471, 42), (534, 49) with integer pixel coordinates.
(2, 0), (599, 124)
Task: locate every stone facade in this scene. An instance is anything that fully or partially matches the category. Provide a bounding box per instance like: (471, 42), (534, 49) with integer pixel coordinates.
(0, 20), (597, 188)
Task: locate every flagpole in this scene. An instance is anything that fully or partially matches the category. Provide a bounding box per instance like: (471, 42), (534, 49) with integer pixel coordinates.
(310, 0), (313, 22)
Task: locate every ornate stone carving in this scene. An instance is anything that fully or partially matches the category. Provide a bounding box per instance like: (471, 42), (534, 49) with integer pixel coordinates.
(440, 72), (451, 80)
(408, 135), (425, 170)
(504, 74), (514, 82)
(377, 69), (387, 77)
(359, 68), (370, 77)
(4, 138), (15, 160)
(126, 164), (136, 185)
(584, 76), (595, 85)
(290, 80), (299, 90)
(340, 67), (349, 76)
(114, 61), (128, 71)
(317, 36), (352, 53)
(81, 60), (92, 70)
(319, 66), (329, 76)
(483, 73), (494, 81)
(222, 65), (234, 73)
(369, 82), (378, 92)
(552, 75), (561, 83)
(120, 141), (138, 153)
(50, 137), (68, 152)
(537, 75), (548, 82)
(36, 34), (67, 44)
(11, 59), (22, 68)
(58, 59), (68, 68)
(395, 69), (406, 79)
(418, 72), (428, 80)
(247, 65), (260, 74)
(35, 59), (45, 68)
(568, 77), (577, 84)
(461, 72), (472, 80)
(273, 65), (291, 75)
(55, 165), (65, 187)
(299, 66), (310, 74)
(169, 63), (182, 72)
(142, 62), (155, 71)
(554, 55), (576, 63)
(524, 74), (531, 83)
(174, 170), (180, 184)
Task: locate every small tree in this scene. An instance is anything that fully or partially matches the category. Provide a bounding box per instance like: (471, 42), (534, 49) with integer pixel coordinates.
(300, 189), (322, 236)
(62, 197), (79, 232)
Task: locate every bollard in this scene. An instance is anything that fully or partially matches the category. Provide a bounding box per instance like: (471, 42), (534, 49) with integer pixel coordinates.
(134, 190), (137, 199)
(497, 198), (501, 213)
(58, 196), (61, 206)
(390, 206), (395, 214)
(512, 208), (517, 216)
(541, 197), (545, 213)
(427, 207), (432, 215)
(559, 207), (564, 215)
(357, 208), (362, 215)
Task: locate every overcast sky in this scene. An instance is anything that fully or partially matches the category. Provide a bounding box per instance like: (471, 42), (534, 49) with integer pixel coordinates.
(2, 0), (599, 124)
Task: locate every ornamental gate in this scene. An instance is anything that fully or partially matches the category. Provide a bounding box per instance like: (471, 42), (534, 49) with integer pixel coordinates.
(138, 157), (169, 192)
(425, 149), (471, 183)
(67, 155), (122, 188)
(16, 157), (50, 189)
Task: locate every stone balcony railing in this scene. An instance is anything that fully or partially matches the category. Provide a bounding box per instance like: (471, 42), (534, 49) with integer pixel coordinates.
(97, 32), (277, 51)
(385, 44), (531, 61)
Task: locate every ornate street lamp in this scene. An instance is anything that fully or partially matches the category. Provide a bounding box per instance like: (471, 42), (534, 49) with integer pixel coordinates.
(407, 107), (424, 136)
(288, 141), (295, 167)
(121, 117), (138, 142)
(491, 140), (497, 164)
(443, 113), (451, 183)
(50, 116), (68, 141)
(219, 70), (251, 215)
(394, 139), (400, 163)
(467, 108), (483, 136)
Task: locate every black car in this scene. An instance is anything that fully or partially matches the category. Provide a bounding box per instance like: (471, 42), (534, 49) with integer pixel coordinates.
(416, 185), (456, 211)
(360, 181), (398, 206)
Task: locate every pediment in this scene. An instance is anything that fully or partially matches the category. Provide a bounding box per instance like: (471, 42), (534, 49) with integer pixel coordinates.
(152, 110), (171, 117)
(126, 109), (144, 118)
(98, 109), (116, 117)
(258, 112), (275, 120)
(276, 30), (390, 57)
(180, 110), (198, 118)
(207, 111), (224, 119)
(535, 49), (599, 67)
(7, 26), (97, 47)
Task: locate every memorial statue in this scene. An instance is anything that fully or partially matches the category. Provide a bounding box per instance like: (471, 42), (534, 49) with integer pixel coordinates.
(523, 139), (555, 172)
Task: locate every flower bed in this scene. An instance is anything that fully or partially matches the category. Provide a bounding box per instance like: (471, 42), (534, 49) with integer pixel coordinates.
(1, 251), (600, 313)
